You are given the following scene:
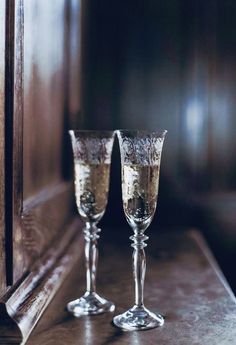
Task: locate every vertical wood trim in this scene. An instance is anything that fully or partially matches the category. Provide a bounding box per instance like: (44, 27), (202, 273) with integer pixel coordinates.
(0, 0), (6, 293)
(12, 0), (24, 283)
(61, 0), (72, 180)
(5, 0), (24, 285)
(5, 0), (15, 286)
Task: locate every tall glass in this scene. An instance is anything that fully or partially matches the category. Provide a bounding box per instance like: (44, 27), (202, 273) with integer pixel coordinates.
(67, 130), (115, 316)
(113, 129), (167, 330)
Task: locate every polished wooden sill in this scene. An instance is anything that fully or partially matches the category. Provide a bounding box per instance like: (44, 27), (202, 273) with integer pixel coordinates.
(27, 229), (236, 345)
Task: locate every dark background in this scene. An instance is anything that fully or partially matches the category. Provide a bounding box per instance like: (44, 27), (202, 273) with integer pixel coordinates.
(79, 0), (236, 292)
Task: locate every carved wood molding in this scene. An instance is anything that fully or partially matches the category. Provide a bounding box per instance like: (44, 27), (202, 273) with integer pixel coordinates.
(21, 182), (74, 269)
(0, 217), (83, 345)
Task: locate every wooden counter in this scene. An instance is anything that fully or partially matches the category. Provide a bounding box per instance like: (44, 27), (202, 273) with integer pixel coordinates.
(27, 229), (236, 345)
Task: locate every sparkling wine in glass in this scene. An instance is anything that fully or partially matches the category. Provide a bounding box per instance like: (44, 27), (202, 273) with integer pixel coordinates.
(67, 130), (115, 316)
(113, 129), (167, 331)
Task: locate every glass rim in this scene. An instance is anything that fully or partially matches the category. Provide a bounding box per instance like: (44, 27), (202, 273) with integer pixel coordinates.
(68, 130), (116, 139)
(115, 129), (167, 136)
(69, 129), (115, 134)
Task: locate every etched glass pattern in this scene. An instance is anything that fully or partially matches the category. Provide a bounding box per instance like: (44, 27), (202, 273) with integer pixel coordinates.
(67, 130), (115, 317)
(113, 129), (167, 331)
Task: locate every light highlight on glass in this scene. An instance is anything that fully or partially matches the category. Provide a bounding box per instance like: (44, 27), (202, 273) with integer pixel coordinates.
(113, 129), (167, 331)
(67, 130), (115, 317)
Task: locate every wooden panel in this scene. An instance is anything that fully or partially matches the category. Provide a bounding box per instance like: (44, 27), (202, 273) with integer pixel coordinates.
(10, 0), (82, 282)
(0, 1), (83, 341)
(22, 182), (74, 268)
(27, 229), (236, 345)
(61, 0), (82, 181)
(23, 0), (67, 199)
(0, 0), (6, 293)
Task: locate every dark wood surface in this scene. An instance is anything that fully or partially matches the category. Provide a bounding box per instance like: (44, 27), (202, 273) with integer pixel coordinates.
(0, 218), (83, 344)
(23, 0), (68, 198)
(21, 182), (74, 269)
(0, 1), (83, 342)
(0, 0), (6, 294)
(67, 0), (82, 128)
(12, 0), (25, 284)
(22, 0), (81, 275)
(1, 0), (82, 285)
(27, 229), (236, 345)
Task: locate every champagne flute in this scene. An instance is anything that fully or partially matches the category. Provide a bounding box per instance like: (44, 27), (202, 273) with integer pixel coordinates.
(67, 130), (115, 316)
(113, 129), (167, 330)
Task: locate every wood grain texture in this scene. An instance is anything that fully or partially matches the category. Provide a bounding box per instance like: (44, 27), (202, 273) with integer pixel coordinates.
(12, 0), (24, 284)
(27, 229), (236, 345)
(23, 0), (68, 198)
(0, 0), (82, 342)
(5, 0), (15, 287)
(0, 0), (6, 293)
(10, 0), (82, 282)
(0, 217), (83, 345)
(22, 182), (74, 269)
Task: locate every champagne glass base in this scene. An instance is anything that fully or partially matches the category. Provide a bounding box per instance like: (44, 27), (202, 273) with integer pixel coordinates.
(113, 305), (164, 331)
(67, 291), (115, 317)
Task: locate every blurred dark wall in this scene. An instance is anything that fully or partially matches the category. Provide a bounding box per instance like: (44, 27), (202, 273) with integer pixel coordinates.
(81, 1), (236, 288)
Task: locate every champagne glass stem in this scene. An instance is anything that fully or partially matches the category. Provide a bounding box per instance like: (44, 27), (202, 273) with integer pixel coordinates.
(131, 232), (149, 308)
(84, 222), (100, 293)
(67, 221), (115, 316)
